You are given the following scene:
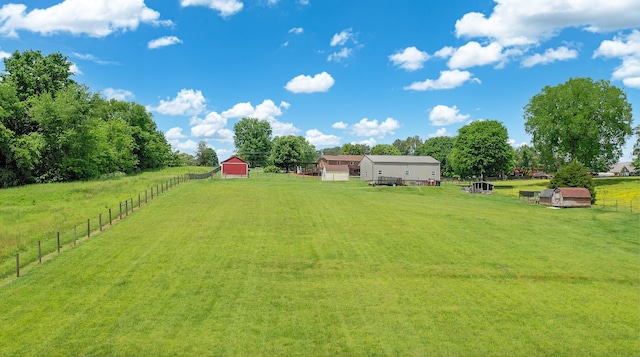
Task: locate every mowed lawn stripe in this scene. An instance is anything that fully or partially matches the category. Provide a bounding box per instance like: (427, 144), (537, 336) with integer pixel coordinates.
(0, 175), (637, 356)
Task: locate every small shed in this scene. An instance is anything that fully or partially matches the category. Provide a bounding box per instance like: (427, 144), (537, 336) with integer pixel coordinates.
(470, 181), (494, 194)
(221, 156), (249, 179)
(322, 164), (349, 181)
(539, 187), (591, 208)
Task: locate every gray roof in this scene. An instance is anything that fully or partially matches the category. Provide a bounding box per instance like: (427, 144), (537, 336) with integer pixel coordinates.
(362, 155), (439, 164)
(539, 188), (555, 198)
(610, 161), (636, 173)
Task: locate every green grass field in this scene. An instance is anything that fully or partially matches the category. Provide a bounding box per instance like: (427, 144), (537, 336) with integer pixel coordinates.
(0, 172), (638, 356)
(0, 167), (211, 277)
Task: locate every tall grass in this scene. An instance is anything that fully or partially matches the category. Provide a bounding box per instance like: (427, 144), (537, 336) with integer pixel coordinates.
(0, 167), (210, 276)
(0, 173), (638, 356)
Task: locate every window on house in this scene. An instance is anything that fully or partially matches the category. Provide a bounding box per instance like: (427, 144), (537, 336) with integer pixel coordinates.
(406, 170), (410, 175)
(432, 171), (436, 176)
(378, 170), (383, 175)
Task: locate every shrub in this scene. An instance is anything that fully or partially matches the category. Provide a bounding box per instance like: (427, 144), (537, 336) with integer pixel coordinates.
(549, 161), (596, 203)
(263, 165), (280, 173)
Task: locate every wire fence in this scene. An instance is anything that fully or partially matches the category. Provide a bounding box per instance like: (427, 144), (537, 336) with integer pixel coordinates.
(2, 176), (190, 279)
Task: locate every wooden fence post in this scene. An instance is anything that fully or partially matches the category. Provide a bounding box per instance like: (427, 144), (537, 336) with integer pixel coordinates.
(99, 213), (103, 231)
(119, 203), (123, 220)
(109, 208), (112, 226)
(138, 194), (141, 208)
(57, 232), (61, 253)
(38, 240), (42, 264)
(145, 190), (148, 203)
(125, 200), (129, 216)
(87, 219), (91, 237)
(74, 225), (77, 246)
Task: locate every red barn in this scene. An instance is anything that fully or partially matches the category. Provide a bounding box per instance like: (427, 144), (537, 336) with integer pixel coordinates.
(221, 156), (249, 178)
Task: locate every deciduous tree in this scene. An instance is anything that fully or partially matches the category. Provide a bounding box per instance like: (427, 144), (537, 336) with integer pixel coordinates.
(450, 120), (513, 180)
(416, 136), (455, 176)
(370, 144), (402, 155)
(196, 140), (218, 167)
(270, 135), (315, 172)
(524, 77), (633, 172)
(340, 143), (369, 155)
(233, 118), (272, 167)
(392, 135), (422, 155)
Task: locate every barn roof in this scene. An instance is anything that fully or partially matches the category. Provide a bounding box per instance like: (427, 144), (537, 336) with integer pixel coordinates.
(539, 188), (555, 198)
(324, 164), (349, 171)
(319, 155), (364, 162)
(557, 187), (591, 198)
(362, 155), (439, 164)
(221, 156), (248, 164)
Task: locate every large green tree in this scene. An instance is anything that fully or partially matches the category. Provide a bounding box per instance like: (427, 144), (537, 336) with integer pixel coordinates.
(270, 135), (316, 172)
(415, 136), (455, 176)
(370, 144), (402, 155)
(233, 118), (272, 167)
(340, 143), (369, 155)
(195, 140), (218, 167)
(450, 120), (513, 180)
(524, 77), (633, 172)
(1, 50), (75, 102)
(392, 135), (422, 155)
(514, 144), (540, 176)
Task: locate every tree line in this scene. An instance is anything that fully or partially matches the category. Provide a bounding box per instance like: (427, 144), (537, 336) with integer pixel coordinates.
(0, 50), (174, 187)
(233, 77), (636, 183)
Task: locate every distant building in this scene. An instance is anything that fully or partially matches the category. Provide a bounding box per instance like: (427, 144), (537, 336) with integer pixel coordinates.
(539, 187), (591, 208)
(221, 156), (249, 178)
(359, 155), (440, 184)
(608, 162), (636, 176)
(318, 155), (364, 176)
(321, 165), (350, 181)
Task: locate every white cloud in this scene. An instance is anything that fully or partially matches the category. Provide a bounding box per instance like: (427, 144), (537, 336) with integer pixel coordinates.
(455, 0), (640, 46)
(285, 71), (335, 93)
(0, 49), (10, 60)
(72, 52), (116, 65)
(165, 127), (187, 140)
(357, 138), (377, 147)
(0, 1), (171, 38)
(70, 63), (82, 75)
(446, 41), (505, 69)
(389, 46), (430, 71)
(168, 139), (199, 153)
(289, 27), (303, 34)
(148, 36), (183, 49)
(305, 129), (340, 147)
(404, 69), (481, 91)
(103, 88), (134, 101)
(351, 117), (400, 138)
(330, 28), (354, 47)
(428, 128), (451, 138)
(180, 0), (243, 17)
(299, 0), (309, 5)
(594, 30), (640, 88)
(327, 47), (352, 62)
(428, 105), (470, 126)
(332, 121), (348, 129)
(148, 89), (206, 116)
(190, 111), (233, 141)
(220, 100), (298, 137)
(521, 46), (578, 67)
(508, 139), (529, 148)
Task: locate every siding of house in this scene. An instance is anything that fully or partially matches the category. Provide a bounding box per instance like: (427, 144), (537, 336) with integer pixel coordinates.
(359, 155), (440, 183)
(318, 155), (363, 176)
(322, 165), (349, 181)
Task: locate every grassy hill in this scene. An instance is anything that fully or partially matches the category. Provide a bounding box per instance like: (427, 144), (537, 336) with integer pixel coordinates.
(0, 172), (638, 356)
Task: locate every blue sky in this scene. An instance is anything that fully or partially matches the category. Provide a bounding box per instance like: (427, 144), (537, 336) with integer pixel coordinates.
(1, 0), (639, 162)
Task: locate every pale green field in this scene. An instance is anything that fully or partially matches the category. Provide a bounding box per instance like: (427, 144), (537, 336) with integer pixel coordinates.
(0, 172), (638, 356)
